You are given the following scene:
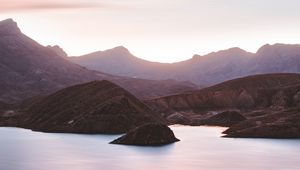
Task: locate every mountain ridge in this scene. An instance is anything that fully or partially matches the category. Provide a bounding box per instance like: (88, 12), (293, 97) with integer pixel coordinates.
(0, 18), (197, 103)
(69, 43), (300, 85)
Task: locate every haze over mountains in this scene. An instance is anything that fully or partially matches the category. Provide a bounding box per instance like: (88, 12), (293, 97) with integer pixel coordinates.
(70, 43), (300, 86)
(0, 19), (196, 103)
(1, 18), (300, 138)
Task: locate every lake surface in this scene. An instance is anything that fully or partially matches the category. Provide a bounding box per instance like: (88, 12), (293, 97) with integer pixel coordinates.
(0, 126), (299, 170)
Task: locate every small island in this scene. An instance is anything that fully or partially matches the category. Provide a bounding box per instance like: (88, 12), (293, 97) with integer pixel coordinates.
(110, 123), (180, 146)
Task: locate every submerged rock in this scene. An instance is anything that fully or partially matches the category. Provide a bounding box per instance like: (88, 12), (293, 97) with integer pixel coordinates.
(110, 123), (180, 146)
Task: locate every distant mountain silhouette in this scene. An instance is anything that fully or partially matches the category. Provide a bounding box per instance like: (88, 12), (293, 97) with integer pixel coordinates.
(0, 19), (197, 103)
(21, 80), (164, 134)
(69, 46), (173, 79)
(70, 43), (300, 85)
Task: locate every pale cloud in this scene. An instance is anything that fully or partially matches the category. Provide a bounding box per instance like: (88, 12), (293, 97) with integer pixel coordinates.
(0, 0), (121, 12)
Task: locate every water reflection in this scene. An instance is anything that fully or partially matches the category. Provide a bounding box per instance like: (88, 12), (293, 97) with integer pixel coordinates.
(0, 126), (299, 170)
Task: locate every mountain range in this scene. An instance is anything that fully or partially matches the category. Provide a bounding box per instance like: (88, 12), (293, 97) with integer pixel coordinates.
(0, 19), (196, 103)
(70, 43), (300, 86)
(1, 18), (300, 138)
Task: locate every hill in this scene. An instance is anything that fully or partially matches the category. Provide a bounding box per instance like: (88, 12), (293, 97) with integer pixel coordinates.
(20, 80), (164, 134)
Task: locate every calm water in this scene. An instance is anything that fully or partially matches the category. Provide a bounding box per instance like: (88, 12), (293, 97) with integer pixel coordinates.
(0, 126), (299, 170)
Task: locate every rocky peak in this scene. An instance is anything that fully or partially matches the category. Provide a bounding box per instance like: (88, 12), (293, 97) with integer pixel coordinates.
(46, 45), (68, 57)
(256, 43), (300, 58)
(0, 18), (21, 36)
(191, 54), (202, 60)
(111, 46), (129, 52)
(105, 46), (133, 58)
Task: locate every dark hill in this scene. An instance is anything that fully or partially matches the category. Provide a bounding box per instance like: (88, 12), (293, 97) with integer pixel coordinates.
(110, 123), (179, 146)
(196, 111), (246, 127)
(147, 73), (300, 115)
(21, 80), (164, 134)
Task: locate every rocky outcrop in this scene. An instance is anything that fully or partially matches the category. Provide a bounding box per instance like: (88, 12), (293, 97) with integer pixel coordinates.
(166, 112), (191, 125)
(0, 19), (20, 35)
(110, 123), (179, 146)
(195, 111), (246, 127)
(46, 45), (68, 57)
(146, 74), (300, 138)
(20, 80), (165, 134)
(223, 108), (300, 138)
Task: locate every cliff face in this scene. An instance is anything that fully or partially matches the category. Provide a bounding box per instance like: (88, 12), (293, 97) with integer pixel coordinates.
(20, 80), (165, 134)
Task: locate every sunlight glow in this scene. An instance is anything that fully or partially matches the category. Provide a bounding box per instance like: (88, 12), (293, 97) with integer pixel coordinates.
(1, 0), (300, 62)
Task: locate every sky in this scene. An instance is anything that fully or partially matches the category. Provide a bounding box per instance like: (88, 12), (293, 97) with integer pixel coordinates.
(1, 0), (300, 63)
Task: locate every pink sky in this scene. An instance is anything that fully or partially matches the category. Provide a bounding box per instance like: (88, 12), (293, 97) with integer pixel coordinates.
(1, 0), (300, 62)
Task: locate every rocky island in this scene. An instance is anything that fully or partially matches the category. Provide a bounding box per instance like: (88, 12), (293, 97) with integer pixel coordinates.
(110, 123), (180, 146)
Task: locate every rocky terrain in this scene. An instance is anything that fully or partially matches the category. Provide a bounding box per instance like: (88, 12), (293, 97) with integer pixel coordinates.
(14, 80), (165, 134)
(147, 73), (300, 117)
(110, 123), (179, 146)
(70, 43), (300, 86)
(223, 107), (300, 138)
(195, 111), (247, 127)
(0, 18), (196, 104)
(146, 73), (300, 138)
(222, 82), (300, 138)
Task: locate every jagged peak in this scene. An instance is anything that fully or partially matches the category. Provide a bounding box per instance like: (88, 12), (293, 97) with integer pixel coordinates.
(80, 46), (134, 60)
(212, 47), (248, 55)
(192, 54), (202, 59)
(192, 47), (248, 60)
(106, 46), (132, 56)
(46, 45), (68, 57)
(0, 18), (21, 36)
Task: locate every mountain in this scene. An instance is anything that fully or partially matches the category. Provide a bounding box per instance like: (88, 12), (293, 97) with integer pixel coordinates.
(18, 80), (164, 134)
(146, 73), (300, 123)
(70, 43), (300, 85)
(70, 46), (173, 79)
(0, 19), (197, 103)
(248, 44), (300, 74)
